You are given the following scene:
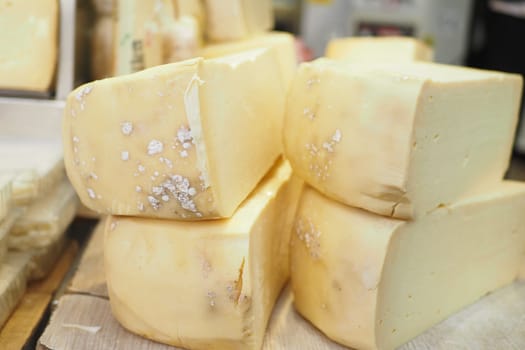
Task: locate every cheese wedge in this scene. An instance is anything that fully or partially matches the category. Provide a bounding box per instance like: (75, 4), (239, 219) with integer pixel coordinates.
(284, 60), (522, 219)
(9, 179), (77, 251)
(91, 16), (114, 80)
(0, 209), (22, 267)
(326, 36), (433, 62)
(203, 0), (273, 42)
(291, 183), (525, 350)
(65, 49), (285, 220)
(105, 159), (302, 349)
(0, 0), (58, 92)
(0, 252), (31, 328)
(113, 0), (163, 75)
(0, 139), (64, 205)
(201, 32), (297, 89)
(0, 176), (12, 223)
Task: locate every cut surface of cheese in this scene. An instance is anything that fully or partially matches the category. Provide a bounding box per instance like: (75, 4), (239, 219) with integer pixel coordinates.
(0, 139), (64, 205)
(0, 175), (12, 223)
(325, 36), (433, 62)
(284, 60), (522, 219)
(9, 179), (78, 251)
(0, 252), (31, 328)
(291, 183), (525, 350)
(105, 159), (303, 350)
(0, 0), (58, 92)
(203, 0), (273, 42)
(65, 49), (285, 220)
(113, 0), (163, 75)
(201, 31), (297, 90)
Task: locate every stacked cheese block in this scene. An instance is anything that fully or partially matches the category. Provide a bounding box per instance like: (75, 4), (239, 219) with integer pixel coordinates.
(64, 40), (300, 349)
(95, 0), (280, 80)
(0, 139), (78, 329)
(0, 0), (58, 93)
(285, 38), (525, 349)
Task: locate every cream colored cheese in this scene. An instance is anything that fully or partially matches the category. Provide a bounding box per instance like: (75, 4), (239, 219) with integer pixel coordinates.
(201, 32), (297, 90)
(64, 48), (285, 220)
(284, 60), (522, 219)
(0, 0), (58, 92)
(291, 183), (525, 350)
(105, 159), (303, 349)
(0, 252), (31, 328)
(0, 176), (12, 223)
(203, 0), (273, 42)
(326, 36), (433, 62)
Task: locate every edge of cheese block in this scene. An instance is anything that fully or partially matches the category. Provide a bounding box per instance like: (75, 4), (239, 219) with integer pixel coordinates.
(325, 36), (433, 62)
(0, 0), (58, 92)
(284, 60), (522, 219)
(104, 158), (303, 349)
(0, 176), (12, 223)
(0, 252), (31, 328)
(0, 209), (24, 267)
(291, 182), (525, 350)
(65, 48), (284, 220)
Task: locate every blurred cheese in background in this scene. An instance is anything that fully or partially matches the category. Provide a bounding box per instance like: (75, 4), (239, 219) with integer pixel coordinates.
(8, 179), (78, 280)
(301, 0), (473, 64)
(0, 139), (64, 205)
(201, 31), (297, 88)
(326, 36), (433, 62)
(0, 176), (12, 224)
(92, 0), (114, 15)
(203, 0), (274, 41)
(91, 16), (114, 80)
(0, 0), (58, 92)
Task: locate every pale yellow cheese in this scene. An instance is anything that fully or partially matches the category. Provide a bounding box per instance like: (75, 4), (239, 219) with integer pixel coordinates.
(0, 209), (22, 267)
(0, 175), (12, 223)
(326, 36), (433, 63)
(105, 159), (303, 349)
(291, 183), (525, 350)
(0, 0), (58, 92)
(9, 179), (78, 251)
(0, 252), (31, 328)
(203, 0), (273, 42)
(201, 32), (297, 89)
(0, 139), (64, 205)
(91, 16), (114, 80)
(113, 0), (163, 75)
(64, 48), (285, 220)
(284, 60), (522, 219)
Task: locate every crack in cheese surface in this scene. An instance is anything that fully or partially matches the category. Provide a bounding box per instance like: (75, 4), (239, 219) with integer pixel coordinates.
(64, 48), (285, 220)
(291, 183), (525, 350)
(284, 60), (522, 219)
(325, 36), (433, 62)
(104, 159), (303, 350)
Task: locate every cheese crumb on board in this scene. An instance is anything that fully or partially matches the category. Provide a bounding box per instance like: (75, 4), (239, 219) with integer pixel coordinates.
(105, 159), (303, 350)
(291, 183), (525, 350)
(284, 60), (522, 219)
(64, 48), (285, 220)
(326, 36), (433, 63)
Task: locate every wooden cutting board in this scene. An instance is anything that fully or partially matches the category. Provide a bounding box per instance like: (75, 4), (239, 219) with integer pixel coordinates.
(36, 221), (525, 350)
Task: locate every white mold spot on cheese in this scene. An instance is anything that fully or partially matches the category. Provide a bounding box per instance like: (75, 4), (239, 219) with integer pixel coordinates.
(148, 195), (161, 210)
(121, 151), (129, 161)
(89, 172), (98, 181)
(135, 186), (142, 193)
(295, 217), (321, 259)
(148, 174), (201, 215)
(180, 150), (188, 158)
(161, 195), (169, 202)
(137, 202), (145, 211)
(138, 164), (145, 173)
(207, 291), (216, 307)
(73, 147), (78, 154)
(359, 264), (380, 291)
(332, 129), (342, 143)
(147, 139), (164, 155)
(73, 136), (79, 143)
(75, 85), (93, 110)
(121, 121), (133, 136)
(303, 107), (315, 120)
(87, 188), (96, 199)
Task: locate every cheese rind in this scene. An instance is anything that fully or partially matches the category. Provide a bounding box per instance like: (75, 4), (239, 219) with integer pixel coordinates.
(284, 60), (522, 219)
(203, 0), (273, 42)
(0, 0), (58, 92)
(326, 36), (433, 62)
(105, 159), (303, 349)
(291, 183), (525, 350)
(65, 49), (285, 220)
(201, 32), (297, 90)
(0, 252), (31, 328)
